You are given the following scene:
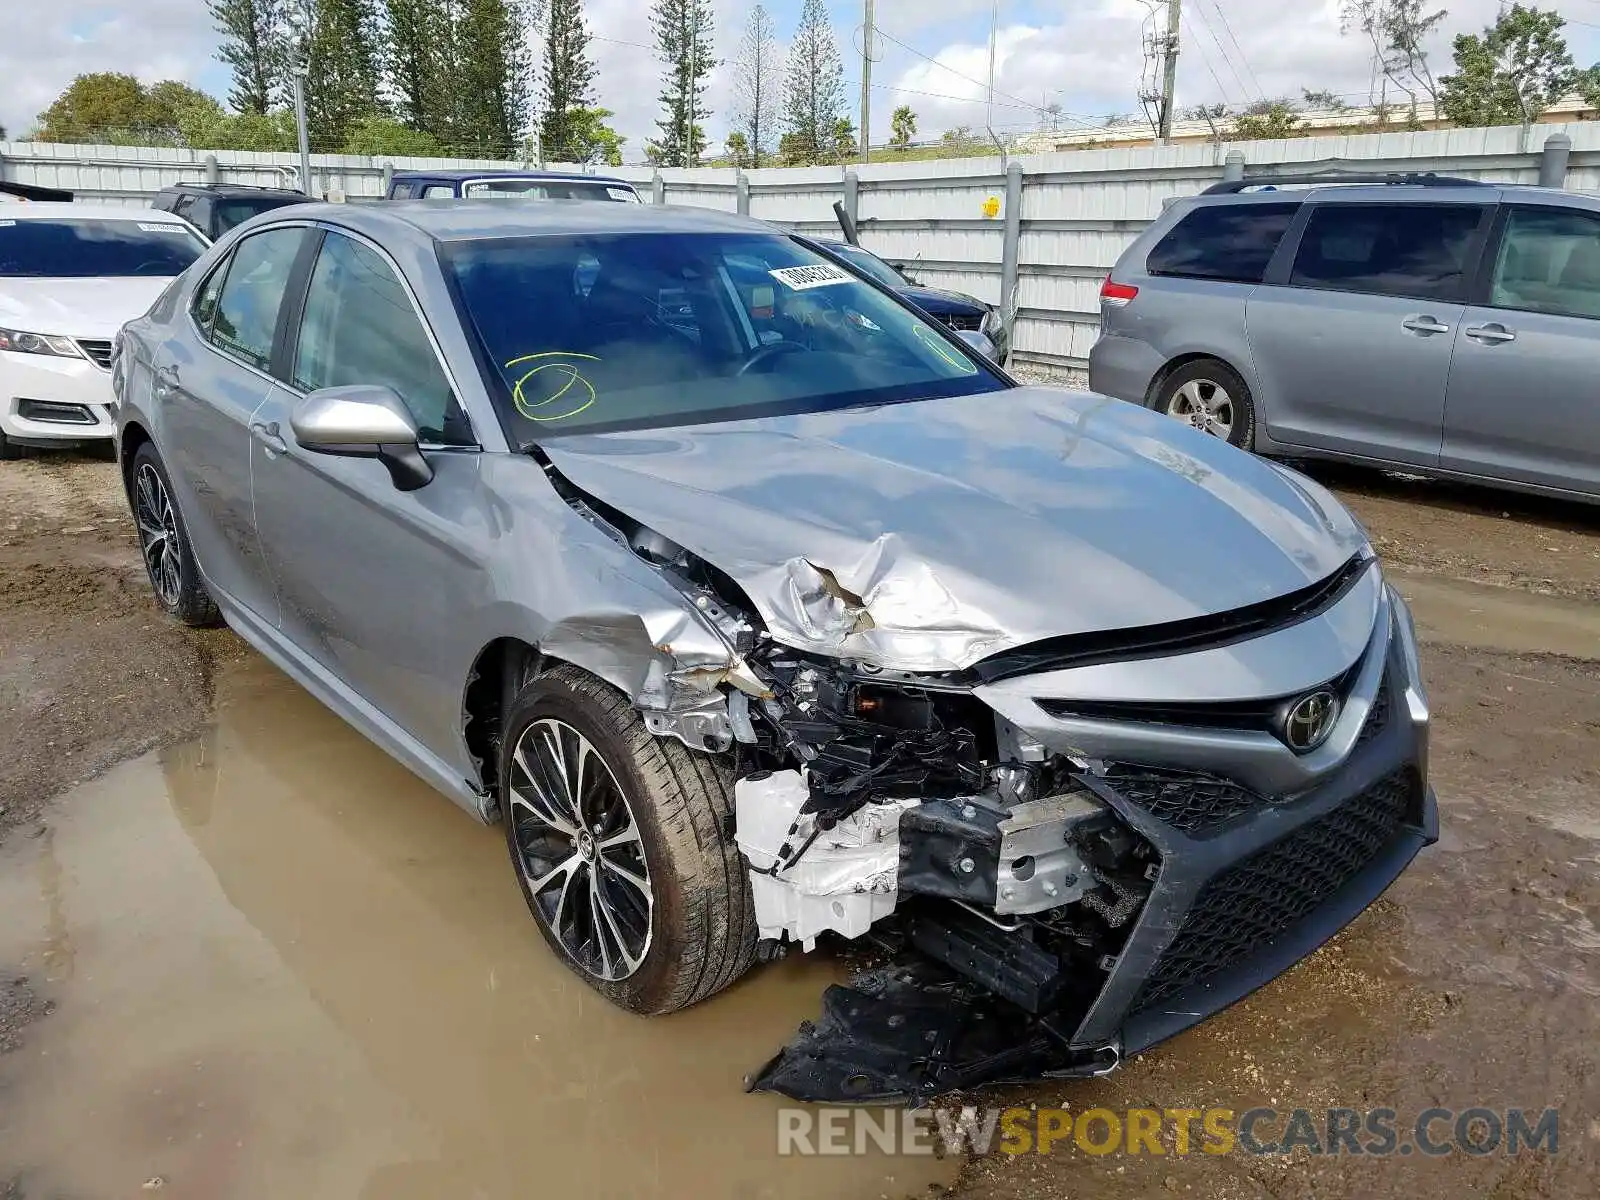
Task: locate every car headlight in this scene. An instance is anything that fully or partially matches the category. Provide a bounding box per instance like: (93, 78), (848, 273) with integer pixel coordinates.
(0, 327), (82, 359)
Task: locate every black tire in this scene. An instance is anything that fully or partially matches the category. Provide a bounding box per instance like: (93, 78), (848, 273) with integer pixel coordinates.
(129, 441), (222, 627)
(1150, 359), (1256, 450)
(0, 430), (27, 461)
(500, 664), (755, 1015)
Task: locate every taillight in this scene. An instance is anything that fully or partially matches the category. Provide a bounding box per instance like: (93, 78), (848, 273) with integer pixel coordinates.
(1100, 278), (1138, 306)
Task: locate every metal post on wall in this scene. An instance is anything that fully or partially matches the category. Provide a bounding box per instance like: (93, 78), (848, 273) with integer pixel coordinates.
(1539, 131), (1571, 189)
(204, 154), (219, 184)
(1223, 149), (1245, 182)
(652, 170), (666, 206)
(843, 170), (860, 234)
(1000, 160), (1024, 365)
(292, 67), (312, 196)
(736, 170), (750, 216)
(381, 162), (394, 195)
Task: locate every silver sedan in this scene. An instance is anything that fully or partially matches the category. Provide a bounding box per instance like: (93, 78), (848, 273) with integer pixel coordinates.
(115, 200), (1436, 1101)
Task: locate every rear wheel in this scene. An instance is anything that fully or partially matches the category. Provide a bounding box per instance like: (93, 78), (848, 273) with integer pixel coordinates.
(130, 442), (222, 627)
(1151, 359), (1256, 449)
(501, 664), (755, 1014)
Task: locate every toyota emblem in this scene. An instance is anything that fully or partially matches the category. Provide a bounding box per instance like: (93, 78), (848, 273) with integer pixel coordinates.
(1282, 689), (1340, 752)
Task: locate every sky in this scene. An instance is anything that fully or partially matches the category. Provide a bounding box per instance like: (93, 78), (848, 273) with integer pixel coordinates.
(5, 1), (1600, 159)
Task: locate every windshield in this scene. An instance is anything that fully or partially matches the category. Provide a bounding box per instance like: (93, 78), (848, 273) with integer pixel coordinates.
(462, 179), (640, 202)
(447, 232), (1004, 440)
(829, 243), (906, 289)
(215, 196), (304, 233)
(0, 218), (207, 277)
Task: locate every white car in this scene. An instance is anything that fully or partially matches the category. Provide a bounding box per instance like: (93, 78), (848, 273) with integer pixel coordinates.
(0, 203), (208, 458)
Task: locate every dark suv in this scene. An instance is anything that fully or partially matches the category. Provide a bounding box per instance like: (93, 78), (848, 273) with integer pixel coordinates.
(151, 183), (308, 240)
(1088, 173), (1600, 503)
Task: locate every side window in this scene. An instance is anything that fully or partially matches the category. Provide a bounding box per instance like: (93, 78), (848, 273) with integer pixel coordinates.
(170, 194), (195, 221)
(292, 231), (471, 444)
(1489, 206), (1600, 319)
(191, 258), (228, 333)
(1146, 203), (1298, 283)
(1289, 203), (1483, 301)
(422, 184), (456, 198)
(390, 183), (415, 199)
(207, 226), (305, 370)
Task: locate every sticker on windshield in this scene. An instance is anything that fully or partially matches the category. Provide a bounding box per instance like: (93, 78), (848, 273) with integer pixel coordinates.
(0, 219), (13, 227)
(137, 222), (185, 233)
(769, 264), (853, 291)
(606, 186), (638, 202)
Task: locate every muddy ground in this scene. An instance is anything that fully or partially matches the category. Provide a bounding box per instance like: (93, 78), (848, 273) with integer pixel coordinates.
(0, 452), (1596, 1199)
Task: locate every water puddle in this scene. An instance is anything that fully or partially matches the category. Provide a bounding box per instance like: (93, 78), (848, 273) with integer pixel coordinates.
(0, 658), (956, 1199)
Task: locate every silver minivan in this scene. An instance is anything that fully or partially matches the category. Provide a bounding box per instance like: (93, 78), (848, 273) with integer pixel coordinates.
(1088, 176), (1600, 503)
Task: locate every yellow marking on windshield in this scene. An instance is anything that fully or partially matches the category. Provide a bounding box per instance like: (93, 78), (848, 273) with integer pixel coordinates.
(505, 351), (600, 422)
(912, 324), (979, 374)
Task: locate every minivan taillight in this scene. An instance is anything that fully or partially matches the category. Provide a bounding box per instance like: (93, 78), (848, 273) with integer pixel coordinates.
(1100, 279), (1139, 306)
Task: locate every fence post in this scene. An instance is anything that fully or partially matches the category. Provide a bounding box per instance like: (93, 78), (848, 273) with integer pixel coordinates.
(652, 170), (665, 206)
(204, 153), (219, 184)
(1000, 160), (1024, 363)
(843, 169), (860, 232)
(1223, 149), (1245, 182)
(1539, 131), (1571, 189)
(736, 170), (750, 216)
(381, 161), (394, 195)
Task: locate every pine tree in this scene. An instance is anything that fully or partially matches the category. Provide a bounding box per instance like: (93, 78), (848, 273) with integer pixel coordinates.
(303, 0), (382, 150)
(783, 0), (844, 166)
(731, 4), (778, 167)
(454, 0), (533, 156)
(647, 0), (715, 167)
(383, 0), (452, 133)
(209, 0), (288, 115)
(541, 0), (596, 162)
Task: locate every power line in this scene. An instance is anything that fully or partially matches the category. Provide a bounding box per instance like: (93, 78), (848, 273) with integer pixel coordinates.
(1182, 11), (1236, 108)
(1205, 0), (1266, 100)
(1188, 4), (1249, 104)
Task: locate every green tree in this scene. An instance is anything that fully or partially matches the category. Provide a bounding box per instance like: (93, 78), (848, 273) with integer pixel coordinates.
(1439, 4), (1579, 126)
(731, 4), (779, 167)
(454, 0), (534, 156)
(564, 107), (626, 165)
(889, 104), (916, 148)
(829, 115), (856, 162)
(143, 81), (225, 142)
(303, 0), (382, 151)
(1300, 88), (1349, 111)
(647, 0), (715, 166)
(1341, 1), (1447, 108)
(541, 0), (597, 162)
(383, 0), (452, 134)
(342, 112), (443, 154)
(782, 0), (844, 166)
(1231, 98), (1303, 139)
(724, 129), (751, 167)
(36, 72), (149, 141)
(209, 0), (287, 115)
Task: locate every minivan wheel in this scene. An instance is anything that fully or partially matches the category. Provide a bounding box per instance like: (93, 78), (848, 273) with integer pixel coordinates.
(129, 442), (222, 627)
(1152, 360), (1255, 449)
(500, 664), (756, 1015)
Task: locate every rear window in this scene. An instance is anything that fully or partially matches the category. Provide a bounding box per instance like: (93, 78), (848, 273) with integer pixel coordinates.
(461, 179), (640, 202)
(214, 196), (304, 234)
(0, 218), (207, 277)
(1289, 203), (1484, 301)
(1146, 203), (1298, 283)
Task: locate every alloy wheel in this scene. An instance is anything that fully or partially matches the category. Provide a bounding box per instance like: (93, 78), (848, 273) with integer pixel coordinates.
(133, 463), (182, 607)
(1166, 378), (1234, 439)
(507, 718), (653, 981)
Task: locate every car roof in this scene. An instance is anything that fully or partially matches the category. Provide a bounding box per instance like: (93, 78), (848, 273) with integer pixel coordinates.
(160, 183), (304, 197)
(391, 169), (636, 185)
(0, 202), (191, 222)
(293, 199), (776, 244)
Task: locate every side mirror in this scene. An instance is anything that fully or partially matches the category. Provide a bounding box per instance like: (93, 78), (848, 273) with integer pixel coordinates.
(955, 328), (998, 361)
(291, 384), (433, 491)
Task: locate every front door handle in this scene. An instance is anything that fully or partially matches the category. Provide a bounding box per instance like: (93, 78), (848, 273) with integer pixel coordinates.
(1401, 315), (1452, 335)
(250, 420), (288, 455)
(1465, 323), (1516, 344)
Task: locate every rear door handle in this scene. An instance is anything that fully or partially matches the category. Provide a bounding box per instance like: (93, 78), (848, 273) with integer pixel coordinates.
(250, 420), (288, 455)
(1465, 323), (1516, 344)
(1401, 315), (1451, 335)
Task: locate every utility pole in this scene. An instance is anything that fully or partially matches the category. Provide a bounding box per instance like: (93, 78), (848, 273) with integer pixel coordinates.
(859, 0), (875, 164)
(1157, 0), (1181, 141)
(292, 66), (312, 196)
(985, 0), (999, 134)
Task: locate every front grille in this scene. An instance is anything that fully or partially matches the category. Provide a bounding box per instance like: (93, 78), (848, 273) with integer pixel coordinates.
(1105, 766), (1270, 834)
(942, 312), (983, 332)
(1355, 670), (1391, 747)
(76, 339), (113, 370)
(1134, 769), (1416, 1010)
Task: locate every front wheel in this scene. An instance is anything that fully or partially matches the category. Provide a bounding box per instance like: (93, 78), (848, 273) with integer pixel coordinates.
(500, 665), (755, 1014)
(129, 442), (222, 627)
(1151, 359), (1256, 449)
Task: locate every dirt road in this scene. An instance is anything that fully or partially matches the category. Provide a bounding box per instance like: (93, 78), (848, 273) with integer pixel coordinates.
(0, 454), (1596, 1199)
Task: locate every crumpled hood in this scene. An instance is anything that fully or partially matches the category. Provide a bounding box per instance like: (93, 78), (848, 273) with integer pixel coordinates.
(541, 387), (1369, 672)
(0, 277), (171, 338)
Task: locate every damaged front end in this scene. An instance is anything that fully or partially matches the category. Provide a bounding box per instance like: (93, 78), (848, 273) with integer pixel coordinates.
(540, 455), (1436, 1104)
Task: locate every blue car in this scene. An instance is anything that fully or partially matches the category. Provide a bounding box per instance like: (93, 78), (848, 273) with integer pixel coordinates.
(817, 240), (1004, 359)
